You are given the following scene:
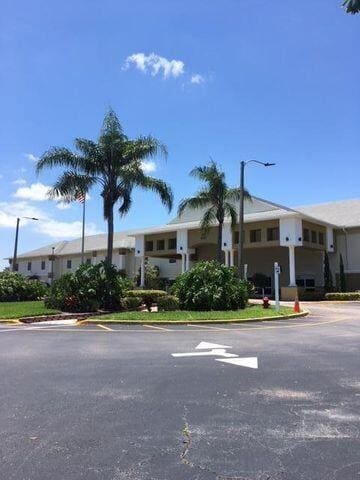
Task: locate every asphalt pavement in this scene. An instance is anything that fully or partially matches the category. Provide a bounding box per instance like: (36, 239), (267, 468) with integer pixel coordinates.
(0, 302), (359, 479)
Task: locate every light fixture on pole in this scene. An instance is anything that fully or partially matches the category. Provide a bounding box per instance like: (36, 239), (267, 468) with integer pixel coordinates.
(12, 217), (39, 272)
(238, 160), (275, 279)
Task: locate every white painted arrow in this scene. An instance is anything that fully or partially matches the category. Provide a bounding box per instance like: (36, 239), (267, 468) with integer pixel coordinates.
(172, 348), (238, 358)
(195, 341), (232, 350)
(215, 357), (258, 369)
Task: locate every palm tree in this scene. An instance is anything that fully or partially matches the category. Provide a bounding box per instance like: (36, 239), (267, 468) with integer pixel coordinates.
(36, 109), (173, 264)
(178, 161), (251, 262)
(343, 0), (360, 13)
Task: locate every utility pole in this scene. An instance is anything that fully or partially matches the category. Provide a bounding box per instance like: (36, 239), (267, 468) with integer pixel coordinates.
(12, 218), (20, 272)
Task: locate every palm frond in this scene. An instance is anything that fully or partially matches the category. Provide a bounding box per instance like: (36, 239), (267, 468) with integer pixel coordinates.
(226, 187), (252, 201)
(200, 206), (218, 234)
(178, 194), (210, 217)
(137, 176), (173, 212)
(343, 0), (360, 14)
(118, 187), (133, 217)
(123, 136), (168, 162)
(49, 171), (96, 201)
(36, 148), (80, 174)
(224, 202), (238, 227)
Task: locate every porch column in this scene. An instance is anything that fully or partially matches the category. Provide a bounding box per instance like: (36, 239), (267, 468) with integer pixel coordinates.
(230, 250), (234, 267)
(185, 252), (190, 271)
(181, 254), (186, 273)
(140, 256), (145, 288)
(288, 245), (296, 286)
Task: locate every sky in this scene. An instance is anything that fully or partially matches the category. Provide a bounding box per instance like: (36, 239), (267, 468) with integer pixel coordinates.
(0, 0), (359, 269)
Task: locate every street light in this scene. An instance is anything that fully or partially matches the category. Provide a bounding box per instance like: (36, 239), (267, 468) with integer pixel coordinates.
(238, 160), (275, 278)
(12, 217), (39, 272)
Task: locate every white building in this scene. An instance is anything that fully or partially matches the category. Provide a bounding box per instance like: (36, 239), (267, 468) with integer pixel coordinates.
(10, 197), (360, 299)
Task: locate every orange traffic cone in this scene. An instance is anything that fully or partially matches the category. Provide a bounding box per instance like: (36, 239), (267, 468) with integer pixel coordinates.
(293, 295), (300, 313)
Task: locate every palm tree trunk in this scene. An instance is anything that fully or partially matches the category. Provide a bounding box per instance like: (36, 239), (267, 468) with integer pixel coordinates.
(106, 207), (114, 265)
(217, 222), (223, 262)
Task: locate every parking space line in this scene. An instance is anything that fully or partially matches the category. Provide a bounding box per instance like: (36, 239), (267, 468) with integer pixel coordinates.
(97, 324), (114, 332)
(186, 324), (228, 331)
(142, 324), (172, 332)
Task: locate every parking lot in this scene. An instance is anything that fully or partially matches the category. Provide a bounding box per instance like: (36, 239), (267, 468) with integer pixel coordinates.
(0, 302), (359, 479)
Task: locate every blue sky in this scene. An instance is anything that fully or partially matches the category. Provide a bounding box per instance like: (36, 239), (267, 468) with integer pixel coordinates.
(0, 0), (359, 268)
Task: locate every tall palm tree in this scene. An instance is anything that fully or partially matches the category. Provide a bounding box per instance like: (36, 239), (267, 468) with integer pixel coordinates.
(178, 161), (251, 262)
(36, 109), (173, 264)
(343, 0), (360, 14)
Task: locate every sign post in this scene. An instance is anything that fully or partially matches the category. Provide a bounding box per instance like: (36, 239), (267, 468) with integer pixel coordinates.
(274, 262), (281, 313)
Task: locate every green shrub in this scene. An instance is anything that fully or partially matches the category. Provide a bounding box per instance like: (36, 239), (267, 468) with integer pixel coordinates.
(0, 271), (48, 302)
(122, 296), (143, 311)
(299, 290), (325, 301)
(157, 295), (180, 311)
(44, 261), (131, 312)
(127, 289), (167, 311)
(171, 261), (249, 311)
(325, 292), (360, 301)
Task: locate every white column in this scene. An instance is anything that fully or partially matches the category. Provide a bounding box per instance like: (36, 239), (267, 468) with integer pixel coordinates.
(181, 254), (186, 273)
(244, 263), (248, 280)
(288, 245), (296, 286)
(119, 254), (126, 270)
(224, 251), (228, 267)
(185, 252), (190, 271)
(140, 257), (145, 287)
(230, 250), (234, 267)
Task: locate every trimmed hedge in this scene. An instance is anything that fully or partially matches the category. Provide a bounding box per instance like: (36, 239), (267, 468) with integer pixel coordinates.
(325, 292), (360, 301)
(127, 290), (167, 311)
(121, 296), (143, 311)
(157, 295), (180, 311)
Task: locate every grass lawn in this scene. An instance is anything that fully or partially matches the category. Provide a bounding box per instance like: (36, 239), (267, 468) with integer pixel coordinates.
(0, 301), (60, 319)
(90, 305), (297, 323)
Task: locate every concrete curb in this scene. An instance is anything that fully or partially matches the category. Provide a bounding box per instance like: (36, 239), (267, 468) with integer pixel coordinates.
(81, 309), (309, 326)
(0, 319), (22, 324)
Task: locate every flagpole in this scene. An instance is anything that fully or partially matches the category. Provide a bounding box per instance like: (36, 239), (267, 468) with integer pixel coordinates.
(81, 196), (86, 265)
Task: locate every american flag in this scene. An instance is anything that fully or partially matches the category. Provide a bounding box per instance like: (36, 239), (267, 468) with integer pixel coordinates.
(75, 190), (86, 203)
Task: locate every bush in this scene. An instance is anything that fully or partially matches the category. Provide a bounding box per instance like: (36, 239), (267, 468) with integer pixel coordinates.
(325, 292), (360, 301)
(44, 261), (131, 312)
(157, 295), (180, 311)
(171, 261), (249, 311)
(121, 296), (143, 311)
(0, 271), (48, 302)
(127, 289), (167, 311)
(299, 290), (325, 301)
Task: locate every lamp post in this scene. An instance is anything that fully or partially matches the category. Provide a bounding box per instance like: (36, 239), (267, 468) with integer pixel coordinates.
(12, 217), (39, 272)
(238, 160), (275, 278)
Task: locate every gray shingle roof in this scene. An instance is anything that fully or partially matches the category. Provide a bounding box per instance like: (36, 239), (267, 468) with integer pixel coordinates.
(294, 199), (360, 228)
(17, 233), (135, 259)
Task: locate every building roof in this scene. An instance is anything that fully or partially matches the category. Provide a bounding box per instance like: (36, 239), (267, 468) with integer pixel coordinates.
(16, 232), (135, 259)
(294, 198), (360, 229)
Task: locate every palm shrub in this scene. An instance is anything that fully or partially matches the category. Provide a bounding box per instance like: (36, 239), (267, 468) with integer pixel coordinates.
(44, 261), (131, 312)
(0, 272), (48, 302)
(171, 260), (249, 311)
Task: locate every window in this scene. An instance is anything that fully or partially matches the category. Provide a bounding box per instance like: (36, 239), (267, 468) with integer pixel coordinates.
(303, 228), (310, 242)
(250, 229), (261, 243)
(27, 262), (31, 271)
(66, 260), (72, 269)
(168, 238), (177, 250)
(14, 263), (19, 272)
(267, 227), (279, 242)
(86, 258), (92, 265)
(169, 258), (177, 264)
(319, 232), (324, 245)
(156, 239), (165, 251)
(297, 277), (315, 291)
(41, 260), (46, 270)
(234, 231), (239, 244)
(311, 230), (317, 243)
(145, 241), (153, 252)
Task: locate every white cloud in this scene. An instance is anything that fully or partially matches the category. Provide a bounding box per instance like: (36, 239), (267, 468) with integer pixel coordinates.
(12, 178), (27, 186)
(0, 201), (102, 239)
(14, 182), (50, 201)
(56, 201), (72, 210)
(190, 73), (205, 85)
(123, 53), (185, 79)
(24, 153), (39, 162)
(36, 219), (102, 238)
(141, 160), (157, 173)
